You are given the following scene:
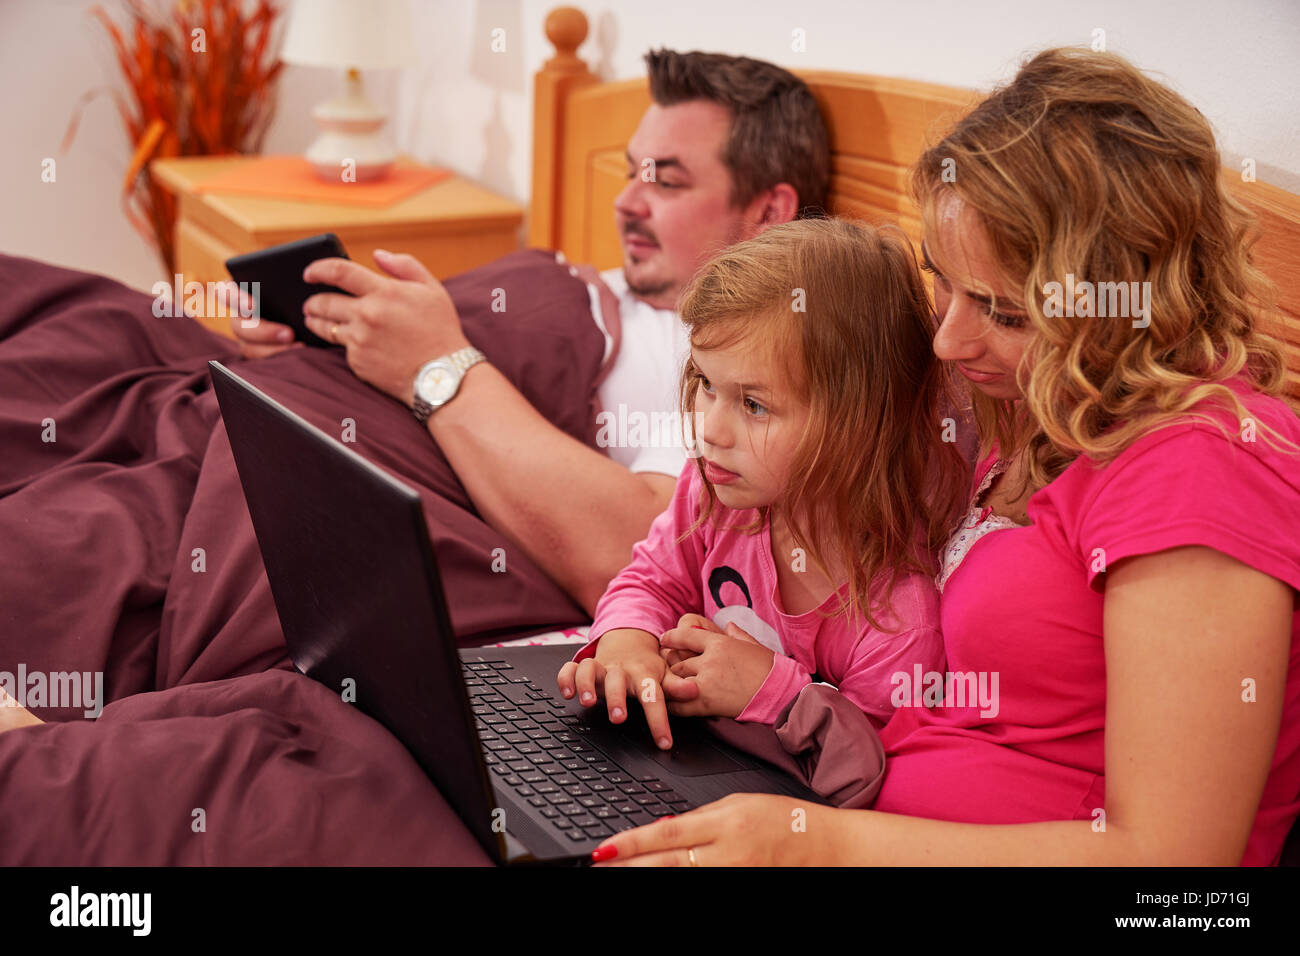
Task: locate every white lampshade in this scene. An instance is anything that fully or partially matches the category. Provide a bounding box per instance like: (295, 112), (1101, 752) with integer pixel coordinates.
(281, 0), (418, 70)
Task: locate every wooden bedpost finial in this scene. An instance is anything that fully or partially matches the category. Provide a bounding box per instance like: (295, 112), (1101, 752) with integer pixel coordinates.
(544, 6), (588, 70)
(531, 7), (597, 251)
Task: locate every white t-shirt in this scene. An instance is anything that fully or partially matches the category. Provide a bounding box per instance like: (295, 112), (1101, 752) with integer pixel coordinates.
(585, 267), (692, 478)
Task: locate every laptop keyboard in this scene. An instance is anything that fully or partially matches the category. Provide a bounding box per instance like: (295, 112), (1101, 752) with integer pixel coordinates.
(462, 659), (691, 844)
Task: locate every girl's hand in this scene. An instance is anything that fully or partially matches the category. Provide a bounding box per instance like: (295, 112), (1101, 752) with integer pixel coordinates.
(556, 628), (698, 749)
(659, 613), (721, 668)
(592, 793), (836, 866)
(659, 621), (775, 719)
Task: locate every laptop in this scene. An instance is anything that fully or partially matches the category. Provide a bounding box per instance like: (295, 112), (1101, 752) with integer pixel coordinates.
(209, 361), (826, 865)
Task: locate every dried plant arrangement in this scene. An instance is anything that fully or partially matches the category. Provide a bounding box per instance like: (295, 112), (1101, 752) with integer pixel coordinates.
(64, 0), (285, 272)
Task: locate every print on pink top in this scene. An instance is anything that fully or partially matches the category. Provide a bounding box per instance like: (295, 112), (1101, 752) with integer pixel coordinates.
(573, 462), (946, 727)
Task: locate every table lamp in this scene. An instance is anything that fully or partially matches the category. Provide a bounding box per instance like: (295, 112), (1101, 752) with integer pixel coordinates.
(280, 0), (417, 182)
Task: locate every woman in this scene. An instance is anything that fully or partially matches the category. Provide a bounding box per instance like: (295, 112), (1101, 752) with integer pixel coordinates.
(589, 47), (1300, 866)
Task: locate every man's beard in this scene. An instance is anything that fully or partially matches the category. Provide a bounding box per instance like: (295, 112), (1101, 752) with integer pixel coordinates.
(621, 217), (745, 303)
(624, 272), (675, 300)
(622, 248), (674, 300)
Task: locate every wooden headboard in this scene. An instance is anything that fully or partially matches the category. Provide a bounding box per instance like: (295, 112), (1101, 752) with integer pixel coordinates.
(528, 6), (1300, 401)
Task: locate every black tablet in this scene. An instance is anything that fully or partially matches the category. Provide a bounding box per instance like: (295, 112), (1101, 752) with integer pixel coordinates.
(225, 233), (352, 349)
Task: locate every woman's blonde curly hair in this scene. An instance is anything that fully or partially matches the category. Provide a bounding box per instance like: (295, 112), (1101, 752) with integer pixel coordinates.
(912, 46), (1300, 494)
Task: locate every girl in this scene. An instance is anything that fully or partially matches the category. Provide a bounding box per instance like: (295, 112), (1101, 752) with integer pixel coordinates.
(557, 217), (969, 750)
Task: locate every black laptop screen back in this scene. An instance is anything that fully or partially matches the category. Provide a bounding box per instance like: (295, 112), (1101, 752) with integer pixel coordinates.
(209, 361), (503, 860)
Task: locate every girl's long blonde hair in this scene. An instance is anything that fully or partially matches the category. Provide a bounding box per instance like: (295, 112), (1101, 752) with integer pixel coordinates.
(912, 47), (1300, 494)
(677, 217), (969, 632)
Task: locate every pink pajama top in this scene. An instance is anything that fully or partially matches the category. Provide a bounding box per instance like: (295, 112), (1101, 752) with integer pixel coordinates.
(573, 461), (945, 726)
(874, 376), (1300, 865)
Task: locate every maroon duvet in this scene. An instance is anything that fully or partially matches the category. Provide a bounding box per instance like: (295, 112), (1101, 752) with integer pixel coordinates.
(0, 250), (607, 864)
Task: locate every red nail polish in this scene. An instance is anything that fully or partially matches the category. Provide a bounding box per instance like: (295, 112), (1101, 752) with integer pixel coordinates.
(591, 844), (618, 863)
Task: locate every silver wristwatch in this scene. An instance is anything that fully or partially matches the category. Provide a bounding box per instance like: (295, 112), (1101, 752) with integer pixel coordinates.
(412, 346), (487, 423)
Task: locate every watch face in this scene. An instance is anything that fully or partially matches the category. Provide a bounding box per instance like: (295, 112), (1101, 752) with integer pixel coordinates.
(418, 363), (457, 405)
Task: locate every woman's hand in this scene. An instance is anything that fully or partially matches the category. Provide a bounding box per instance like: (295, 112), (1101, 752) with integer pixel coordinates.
(556, 628), (698, 749)
(592, 793), (838, 866)
(659, 620), (775, 719)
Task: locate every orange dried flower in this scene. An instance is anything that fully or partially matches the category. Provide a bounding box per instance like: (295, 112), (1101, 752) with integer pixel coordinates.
(65, 0), (285, 273)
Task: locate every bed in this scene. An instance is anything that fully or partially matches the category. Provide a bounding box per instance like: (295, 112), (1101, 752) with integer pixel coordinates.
(1, 4), (1297, 866)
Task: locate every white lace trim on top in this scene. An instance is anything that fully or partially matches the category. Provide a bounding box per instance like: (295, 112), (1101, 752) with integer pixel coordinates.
(936, 459), (1025, 594)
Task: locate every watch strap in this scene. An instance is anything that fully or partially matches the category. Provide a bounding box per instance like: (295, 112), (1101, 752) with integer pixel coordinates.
(448, 345), (486, 376)
(412, 395), (435, 424)
(412, 346), (486, 423)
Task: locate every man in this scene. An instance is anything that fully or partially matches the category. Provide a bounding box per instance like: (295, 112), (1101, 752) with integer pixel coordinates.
(230, 50), (830, 615)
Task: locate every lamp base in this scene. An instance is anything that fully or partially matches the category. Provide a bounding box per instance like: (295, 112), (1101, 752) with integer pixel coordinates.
(304, 132), (396, 183)
(304, 69), (397, 183)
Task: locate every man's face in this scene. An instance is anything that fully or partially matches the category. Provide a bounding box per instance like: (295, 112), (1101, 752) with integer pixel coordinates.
(615, 100), (759, 311)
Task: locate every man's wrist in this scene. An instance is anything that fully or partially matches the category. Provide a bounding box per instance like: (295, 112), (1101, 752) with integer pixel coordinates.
(411, 341), (482, 420)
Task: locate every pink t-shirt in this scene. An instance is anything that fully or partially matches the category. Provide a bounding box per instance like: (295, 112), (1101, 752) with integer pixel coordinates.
(875, 377), (1300, 865)
(575, 461), (945, 726)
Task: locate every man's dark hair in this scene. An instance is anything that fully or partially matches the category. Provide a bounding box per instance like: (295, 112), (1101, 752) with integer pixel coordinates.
(645, 49), (831, 217)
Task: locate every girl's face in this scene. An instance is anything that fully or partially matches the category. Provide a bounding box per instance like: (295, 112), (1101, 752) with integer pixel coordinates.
(925, 195), (1032, 401)
(690, 337), (808, 513)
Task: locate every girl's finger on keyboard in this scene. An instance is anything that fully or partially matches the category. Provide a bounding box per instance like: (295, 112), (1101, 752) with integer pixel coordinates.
(603, 665), (628, 722)
(634, 676), (674, 750)
(574, 657), (605, 706)
(556, 660), (580, 698)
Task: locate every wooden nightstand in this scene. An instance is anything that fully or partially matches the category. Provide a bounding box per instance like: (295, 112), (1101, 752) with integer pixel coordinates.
(150, 155), (524, 338)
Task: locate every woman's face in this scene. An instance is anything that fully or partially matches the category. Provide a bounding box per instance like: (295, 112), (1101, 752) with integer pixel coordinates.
(925, 195), (1032, 401)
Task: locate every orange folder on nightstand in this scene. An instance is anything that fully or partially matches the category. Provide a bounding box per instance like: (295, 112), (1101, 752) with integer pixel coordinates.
(193, 155), (452, 207)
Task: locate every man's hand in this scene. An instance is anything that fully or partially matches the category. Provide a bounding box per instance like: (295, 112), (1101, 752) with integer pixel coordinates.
(219, 281), (304, 359)
(301, 249), (473, 406)
(0, 685), (43, 733)
(659, 620), (775, 719)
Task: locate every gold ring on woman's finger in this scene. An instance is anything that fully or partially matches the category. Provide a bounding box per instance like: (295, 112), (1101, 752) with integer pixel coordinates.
(331, 323), (340, 343)
(687, 846), (699, 867)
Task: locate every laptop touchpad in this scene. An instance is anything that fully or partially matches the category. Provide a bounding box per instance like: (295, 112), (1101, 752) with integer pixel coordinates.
(638, 736), (747, 776)
(582, 713), (745, 777)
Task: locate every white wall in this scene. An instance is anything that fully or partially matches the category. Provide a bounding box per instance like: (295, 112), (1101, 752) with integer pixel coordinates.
(0, 0), (333, 293)
(3, 0), (1297, 293)
(430, 0), (1299, 200)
